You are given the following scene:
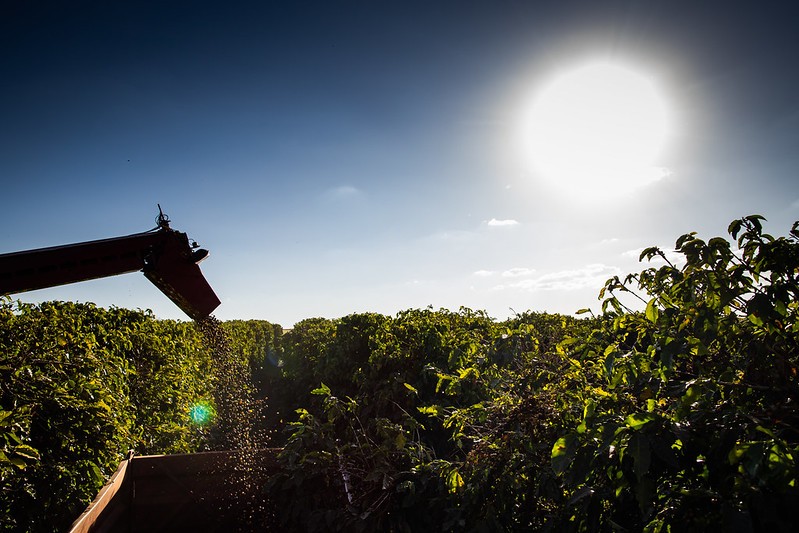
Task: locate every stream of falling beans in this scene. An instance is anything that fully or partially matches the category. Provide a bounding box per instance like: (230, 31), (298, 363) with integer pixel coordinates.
(197, 316), (276, 530)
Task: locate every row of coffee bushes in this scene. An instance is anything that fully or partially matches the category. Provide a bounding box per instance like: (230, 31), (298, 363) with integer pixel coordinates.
(263, 216), (799, 532)
(0, 301), (279, 533)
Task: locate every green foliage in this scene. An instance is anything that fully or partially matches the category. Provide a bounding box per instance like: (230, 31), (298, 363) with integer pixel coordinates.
(0, 302), (221, 533)
(6, 214), (798, 532)
(553, 215), (799, 531)
(220, 319), (283, 440)
(0, 301), (137, 531)
(221, 319), (282, 370)
(125, 317), (216, 454)
(265, 215), (799, 532)
(266, 308), (583, 531)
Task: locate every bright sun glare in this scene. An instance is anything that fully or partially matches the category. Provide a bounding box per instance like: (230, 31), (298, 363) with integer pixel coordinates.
(521, 61), (670, 198)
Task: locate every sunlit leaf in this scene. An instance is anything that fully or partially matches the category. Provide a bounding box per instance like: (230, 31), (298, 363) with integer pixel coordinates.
(645, 299), (660, 323)
(311, 382), (331, 396)
(625, 412), (657, 430)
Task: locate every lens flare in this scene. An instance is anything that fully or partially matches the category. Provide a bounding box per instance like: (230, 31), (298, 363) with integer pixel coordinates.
(188, 401), (215, 426)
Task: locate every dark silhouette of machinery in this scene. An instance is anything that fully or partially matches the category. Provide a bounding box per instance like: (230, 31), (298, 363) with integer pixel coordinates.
(0, 208), (220, 320)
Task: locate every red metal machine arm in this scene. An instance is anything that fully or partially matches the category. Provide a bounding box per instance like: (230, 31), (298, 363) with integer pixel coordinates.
(0, 223), (221, 320)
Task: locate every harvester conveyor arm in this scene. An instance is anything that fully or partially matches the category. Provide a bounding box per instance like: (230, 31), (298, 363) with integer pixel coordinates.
(0, 227), (220, 320)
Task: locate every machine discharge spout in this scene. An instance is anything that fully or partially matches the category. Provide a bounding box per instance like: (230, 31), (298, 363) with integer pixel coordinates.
(0, 218), (221, 320)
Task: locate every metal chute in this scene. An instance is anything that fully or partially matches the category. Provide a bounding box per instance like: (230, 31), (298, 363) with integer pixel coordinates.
(0, 211), (221, 320)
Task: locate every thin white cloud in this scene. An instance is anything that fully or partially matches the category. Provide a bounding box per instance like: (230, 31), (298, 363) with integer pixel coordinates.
(324, 185), (362, 200)
(486, 218), (519, 227)
(473, 269), (496, 277)
(495, 264), (621, 292)
(621, 248), (644, 260)
(501, 267), (536, 278)
(622, 247), (685, 266)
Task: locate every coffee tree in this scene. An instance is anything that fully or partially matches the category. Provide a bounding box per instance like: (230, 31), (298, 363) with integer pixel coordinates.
(552, 216), (799, 531)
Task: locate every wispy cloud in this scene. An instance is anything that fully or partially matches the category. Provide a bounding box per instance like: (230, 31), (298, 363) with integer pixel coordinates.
(493, 264), (621, 292)
(324, 185), (363, 200)
(622, 247), (685, 266)
(501, 267), (536, 278)
(472, 267), (536, 278)
(486, 218), (519, 227)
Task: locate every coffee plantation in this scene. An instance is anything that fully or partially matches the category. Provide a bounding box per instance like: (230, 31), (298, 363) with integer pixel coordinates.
(2, 215), (797, 532)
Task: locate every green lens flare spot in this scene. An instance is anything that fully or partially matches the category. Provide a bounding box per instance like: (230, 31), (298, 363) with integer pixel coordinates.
(188, 401), (215, 426)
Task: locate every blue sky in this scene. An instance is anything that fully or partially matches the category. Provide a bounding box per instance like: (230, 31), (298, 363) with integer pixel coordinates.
(2, 1), (799, 326)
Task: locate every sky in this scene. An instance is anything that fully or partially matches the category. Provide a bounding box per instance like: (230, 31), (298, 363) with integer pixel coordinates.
(2, 1), (799, 327)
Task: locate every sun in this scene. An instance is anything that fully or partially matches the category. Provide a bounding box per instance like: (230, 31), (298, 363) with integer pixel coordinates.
(520, 61), (670, 198)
